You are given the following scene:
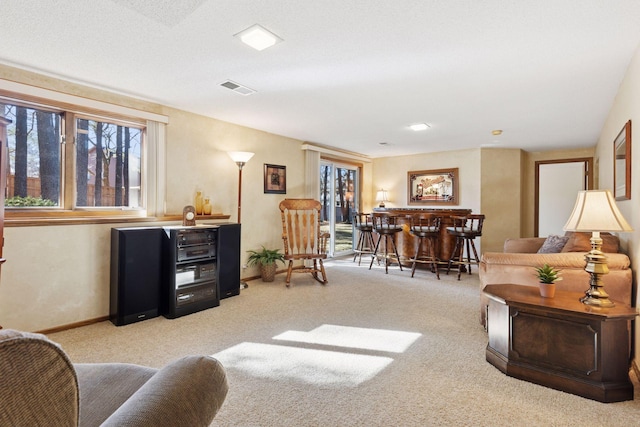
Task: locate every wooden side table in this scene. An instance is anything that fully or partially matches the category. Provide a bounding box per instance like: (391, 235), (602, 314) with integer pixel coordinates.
(484, 284), (637, 403)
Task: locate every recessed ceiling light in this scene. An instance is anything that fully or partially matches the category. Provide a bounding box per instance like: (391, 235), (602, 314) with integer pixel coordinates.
(409, 123), (430, 131)
(492, 129), (503, 136)
(234, 24), (283, 51)
(379, 142), (392, 146)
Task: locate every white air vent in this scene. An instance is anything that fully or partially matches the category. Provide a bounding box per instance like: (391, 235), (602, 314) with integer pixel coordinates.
(220, 80), (256, 96)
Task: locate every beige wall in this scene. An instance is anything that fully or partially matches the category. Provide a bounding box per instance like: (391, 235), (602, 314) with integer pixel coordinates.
(594, 44), (640, 361)
(2, 221), (173, 331)
(480, 148), (523, 253)
(163, 107), (305, 254)
(372, 148), (526, 255)
(0, 65), (309, 332)
(372, 148), (482, 211)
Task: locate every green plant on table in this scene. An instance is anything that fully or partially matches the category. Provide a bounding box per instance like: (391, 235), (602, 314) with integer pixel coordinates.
(534, 263), (562, 284)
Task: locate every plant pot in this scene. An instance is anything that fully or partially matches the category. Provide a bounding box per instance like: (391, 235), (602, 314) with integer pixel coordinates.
(260, 263), (277, 282)
(539, 282), (556, 298)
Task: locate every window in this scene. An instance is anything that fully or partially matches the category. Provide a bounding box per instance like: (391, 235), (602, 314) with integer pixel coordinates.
(75, 117), (143, 208)
(3, 103), (62, 207)
(2, 97), (146, 216)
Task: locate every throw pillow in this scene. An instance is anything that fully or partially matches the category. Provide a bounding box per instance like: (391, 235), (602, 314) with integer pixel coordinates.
(561, 232), (620, 253)
(537, 235), (570, 254)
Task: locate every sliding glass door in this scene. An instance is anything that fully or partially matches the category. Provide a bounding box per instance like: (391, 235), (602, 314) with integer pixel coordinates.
(320, 161), (359, 257)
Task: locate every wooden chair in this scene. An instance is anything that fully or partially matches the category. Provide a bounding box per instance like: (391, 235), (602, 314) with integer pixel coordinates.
(279, 199), (329, 287)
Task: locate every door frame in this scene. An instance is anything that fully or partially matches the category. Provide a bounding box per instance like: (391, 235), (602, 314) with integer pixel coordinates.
(534, 157), (593, 237)
(320, 158), (362, 257)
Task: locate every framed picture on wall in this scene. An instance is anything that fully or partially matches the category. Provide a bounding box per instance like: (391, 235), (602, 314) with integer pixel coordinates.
(264, 164), (286, 194)
(408, 168), (458, 205)
(613, 120), (631, 201)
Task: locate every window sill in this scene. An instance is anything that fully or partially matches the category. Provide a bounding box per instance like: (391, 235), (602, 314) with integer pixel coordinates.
(5, 213), (231, 227)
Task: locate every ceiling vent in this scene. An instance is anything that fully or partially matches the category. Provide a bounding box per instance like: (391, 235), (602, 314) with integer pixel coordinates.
(220, 80), (256, 96)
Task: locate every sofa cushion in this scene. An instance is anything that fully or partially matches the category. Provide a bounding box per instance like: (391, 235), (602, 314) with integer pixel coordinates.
(537, 235), (569, 254)
(101, 356), (228, 427)
(76, 363), (157, 427)
(561, 232), (620, 253)
(504, 237), (546, 253)
(480, 252), (631, 270)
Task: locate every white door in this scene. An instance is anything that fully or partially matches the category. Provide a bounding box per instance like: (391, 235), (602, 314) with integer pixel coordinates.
(536, 160), (590, 237)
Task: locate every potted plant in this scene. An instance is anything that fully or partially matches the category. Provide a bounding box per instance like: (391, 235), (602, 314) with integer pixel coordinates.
(247, 246), (286, 282)
(534, 263), (562, 298)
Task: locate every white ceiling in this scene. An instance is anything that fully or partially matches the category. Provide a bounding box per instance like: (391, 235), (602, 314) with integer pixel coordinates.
(2, 0), (640, 158)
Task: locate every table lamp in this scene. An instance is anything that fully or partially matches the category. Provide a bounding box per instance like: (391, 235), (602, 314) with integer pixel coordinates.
(563, 189), (632, 307)
(376, 189), (389, 208)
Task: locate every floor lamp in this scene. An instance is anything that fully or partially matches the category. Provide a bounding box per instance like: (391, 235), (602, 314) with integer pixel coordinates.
(227, 151), (255, 223)
(228, 151), (254, 290)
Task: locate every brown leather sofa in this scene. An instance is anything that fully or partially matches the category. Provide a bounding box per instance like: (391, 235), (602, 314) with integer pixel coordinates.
(478, 232), (633, 327)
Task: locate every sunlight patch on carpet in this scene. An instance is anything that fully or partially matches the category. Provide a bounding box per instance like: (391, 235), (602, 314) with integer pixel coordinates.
(273, 324), (421, 353)
(212, 342), (393, 386)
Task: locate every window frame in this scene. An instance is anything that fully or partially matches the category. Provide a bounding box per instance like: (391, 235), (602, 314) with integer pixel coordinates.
(70, 112), (146, 212)
(0, 82), (167, 223)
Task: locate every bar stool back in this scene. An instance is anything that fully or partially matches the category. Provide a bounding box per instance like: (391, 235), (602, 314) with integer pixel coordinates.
(353, 212), (375, 265)
(408, 214), (441, 279)
(369, 213), (404, 274)
(446, 214), (485, 280)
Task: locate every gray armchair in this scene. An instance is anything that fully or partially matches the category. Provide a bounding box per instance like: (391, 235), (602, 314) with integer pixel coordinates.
(0, 329), (228, 426)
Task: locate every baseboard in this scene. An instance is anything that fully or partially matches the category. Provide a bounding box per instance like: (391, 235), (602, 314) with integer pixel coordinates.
(242, 266), (303, 282)
(36, 316), (109, 335)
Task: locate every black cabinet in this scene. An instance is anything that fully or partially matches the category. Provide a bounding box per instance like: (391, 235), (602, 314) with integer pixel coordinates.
(162, 226), (219, 319)
(110, 227), (163, 326)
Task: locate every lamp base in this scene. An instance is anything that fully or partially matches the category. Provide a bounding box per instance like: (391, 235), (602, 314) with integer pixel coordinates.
(580, 290), (615, 308)
(580, 232), (615, 308)
(378, 202), (385, 208)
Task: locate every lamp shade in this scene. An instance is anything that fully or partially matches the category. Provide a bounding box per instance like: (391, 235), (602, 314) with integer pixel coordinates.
(376, 190), (389, 202)
(227, 151), (255, 163)
(563, 190), (632, 232)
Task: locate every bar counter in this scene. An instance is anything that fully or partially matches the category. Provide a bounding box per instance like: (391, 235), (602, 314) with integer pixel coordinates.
(372, 207), (473, 264)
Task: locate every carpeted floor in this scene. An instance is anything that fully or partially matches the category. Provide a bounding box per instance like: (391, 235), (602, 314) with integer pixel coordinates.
(50, 258), (639, 426)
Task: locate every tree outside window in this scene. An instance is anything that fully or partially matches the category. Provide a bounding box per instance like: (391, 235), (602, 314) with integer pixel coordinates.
(2, 100), (144, 210)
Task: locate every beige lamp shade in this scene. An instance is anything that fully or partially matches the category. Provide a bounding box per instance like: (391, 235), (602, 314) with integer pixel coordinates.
(563, 190), (632, 232)
(227, 151), (255, 164)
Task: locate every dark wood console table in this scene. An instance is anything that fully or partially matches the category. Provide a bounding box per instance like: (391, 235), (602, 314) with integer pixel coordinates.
(484, 284), (637, 402)
(372, 207), (472, 263)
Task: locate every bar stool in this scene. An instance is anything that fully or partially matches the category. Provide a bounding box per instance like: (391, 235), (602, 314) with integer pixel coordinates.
(408, 214), (441, 279)
(446, 214), (485, 280)
(369, 213), (404, 274)
(353, 212), (375, 266)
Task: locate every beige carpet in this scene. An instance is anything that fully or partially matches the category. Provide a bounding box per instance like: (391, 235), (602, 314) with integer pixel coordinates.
(50, 258), (639, 426)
